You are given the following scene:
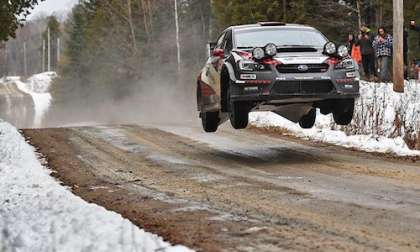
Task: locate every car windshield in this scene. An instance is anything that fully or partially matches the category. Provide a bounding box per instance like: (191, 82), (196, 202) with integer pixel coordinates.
(234, 28), (327, 48)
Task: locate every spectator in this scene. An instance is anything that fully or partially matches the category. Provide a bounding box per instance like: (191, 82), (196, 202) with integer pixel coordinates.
(348, 33), (361, 66)
(410, 21), (420, 46)
(358, 26), (376, 80)
(372, 27), (393, 82)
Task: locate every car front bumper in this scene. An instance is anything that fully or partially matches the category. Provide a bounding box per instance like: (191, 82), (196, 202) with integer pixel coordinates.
(231, 70), (360, 103)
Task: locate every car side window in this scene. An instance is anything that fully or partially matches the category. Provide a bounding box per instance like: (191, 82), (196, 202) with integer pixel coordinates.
(224, 30), (233, 54)
(216, 32), (225, 49)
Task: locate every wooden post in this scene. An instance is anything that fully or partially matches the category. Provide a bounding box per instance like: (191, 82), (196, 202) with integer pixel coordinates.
(393, 0), (404, 93)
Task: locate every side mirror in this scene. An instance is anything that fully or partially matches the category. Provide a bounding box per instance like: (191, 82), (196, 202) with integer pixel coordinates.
(207, 42), (217, 57)
(212, 48), (225, 58)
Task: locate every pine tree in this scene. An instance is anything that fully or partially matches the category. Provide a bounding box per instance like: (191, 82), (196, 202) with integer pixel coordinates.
(0, 0), (45, 41)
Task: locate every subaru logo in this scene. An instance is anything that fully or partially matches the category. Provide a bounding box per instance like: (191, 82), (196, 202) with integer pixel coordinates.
(297, 64), (309, 72)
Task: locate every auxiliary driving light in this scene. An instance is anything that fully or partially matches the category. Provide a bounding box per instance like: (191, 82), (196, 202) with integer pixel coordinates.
(265, 43), (277, 57)
(253, 47), (265, 60)
(337, 45), (349, 58)
(324, 42), (337, 55)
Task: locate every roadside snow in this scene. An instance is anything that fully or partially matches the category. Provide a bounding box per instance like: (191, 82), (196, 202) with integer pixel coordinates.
(15, 72), (56, 127)
(250, 80), (420, 157)
(0, 120), (193, 252)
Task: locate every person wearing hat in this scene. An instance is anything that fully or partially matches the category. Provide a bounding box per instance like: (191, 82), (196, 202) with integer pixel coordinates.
(358, 25), (376, 80)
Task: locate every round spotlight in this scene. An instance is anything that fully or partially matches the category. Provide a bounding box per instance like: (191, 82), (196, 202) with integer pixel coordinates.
(265, 43), (277, 57)
(337, 45), (349, 58)
(324, 42), (337, 55)
(253, 47), (265, 60)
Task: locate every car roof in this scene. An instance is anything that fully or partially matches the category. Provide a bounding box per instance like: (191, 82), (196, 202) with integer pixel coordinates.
(226, 23), (316, 32)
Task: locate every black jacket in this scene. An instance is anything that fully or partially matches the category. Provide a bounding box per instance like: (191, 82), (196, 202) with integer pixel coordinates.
(410, 24), (420, 46)
(359, 33), (374, 55)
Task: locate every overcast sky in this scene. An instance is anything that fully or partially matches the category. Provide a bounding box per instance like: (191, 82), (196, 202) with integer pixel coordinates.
(28, 0), (78, 20)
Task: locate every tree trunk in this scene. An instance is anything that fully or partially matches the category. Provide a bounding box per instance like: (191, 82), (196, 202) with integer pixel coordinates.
(356, 0), (363, 29)
(283, 0), (287, 21)
(126, 0), (137, 52)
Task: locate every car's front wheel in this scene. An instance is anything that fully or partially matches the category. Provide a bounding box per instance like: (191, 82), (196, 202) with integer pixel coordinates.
(201, 112), (220, 132)
(333, 99), (355, 125)
(230, 101), (249, 129)
(299, 108), (316, 129)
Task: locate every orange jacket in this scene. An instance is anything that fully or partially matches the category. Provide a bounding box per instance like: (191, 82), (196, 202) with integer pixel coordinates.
(351, 45), (362, 64)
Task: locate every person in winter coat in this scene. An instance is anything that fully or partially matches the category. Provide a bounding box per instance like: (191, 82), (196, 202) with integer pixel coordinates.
(404, 28), (409, 79)
(410, 21), (420, 47)
(372, 27), (393, 82)
(348, 33), (361, 65)
(358, 26), (376, 80)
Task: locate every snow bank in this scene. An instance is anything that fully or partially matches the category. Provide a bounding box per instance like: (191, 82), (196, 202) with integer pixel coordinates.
(0, 72), (56, 128)
(15, 72), (56, 128)
(250, 80), (420, 157)
(0, 120), (193, 252)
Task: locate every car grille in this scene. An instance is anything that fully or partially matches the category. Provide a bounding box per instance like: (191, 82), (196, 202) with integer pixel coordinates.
(273, 80), (334, 94)
(276, 64), (329, 73)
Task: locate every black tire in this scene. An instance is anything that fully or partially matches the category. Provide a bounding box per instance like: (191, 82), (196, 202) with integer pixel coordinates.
(333, 99), (355, 125)
(227, 84), (249, 129)
(229, 101), (249, 129)
(299, 108), (316, 129)
(201, 112), (219, 132)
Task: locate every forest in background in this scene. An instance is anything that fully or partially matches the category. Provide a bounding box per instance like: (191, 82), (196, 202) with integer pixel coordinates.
(0, 0), (419, 125)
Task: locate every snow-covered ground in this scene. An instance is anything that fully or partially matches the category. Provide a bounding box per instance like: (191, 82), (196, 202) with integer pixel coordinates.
(251, 80), (420, 157)
(0, 120), (193, 252)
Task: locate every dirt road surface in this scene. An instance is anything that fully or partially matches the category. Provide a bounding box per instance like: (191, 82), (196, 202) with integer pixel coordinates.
(23, 124), (420, 252)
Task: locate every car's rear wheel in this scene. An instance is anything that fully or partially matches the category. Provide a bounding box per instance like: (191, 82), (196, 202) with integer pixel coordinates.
(299, 108), (316, 129)
(333, 98), (355, 125)
(201, 112), (219, 132)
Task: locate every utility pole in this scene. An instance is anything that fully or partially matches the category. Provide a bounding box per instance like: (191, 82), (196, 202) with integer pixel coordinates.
(393, 0), (404, 93)
(23, 42), (27, 77)
(174, 0), (181, 75)
(47, 27), (51, 72)
(2, 43), (8, 76)
(57, 37), (61, 64)
(42, 39), (46, 72)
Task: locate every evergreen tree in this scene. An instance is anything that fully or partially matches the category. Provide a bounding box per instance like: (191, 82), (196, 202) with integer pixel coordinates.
(0, 0), (45, 41)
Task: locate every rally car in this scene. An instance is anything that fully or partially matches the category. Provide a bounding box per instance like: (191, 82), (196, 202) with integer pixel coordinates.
(196, 22), (360, 132)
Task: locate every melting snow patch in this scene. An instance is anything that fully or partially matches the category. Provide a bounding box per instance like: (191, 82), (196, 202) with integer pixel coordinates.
(14, 72), (56, 127)
(250, 111), (420, 157)
(0, 120), (193, 252)
(250, 80), (420, 157)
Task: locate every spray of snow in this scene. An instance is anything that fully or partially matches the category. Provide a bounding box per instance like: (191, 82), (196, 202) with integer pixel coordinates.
(0, 120), (193, 252)
(14, 72), (56, 128)
(250, 80), (420, 157)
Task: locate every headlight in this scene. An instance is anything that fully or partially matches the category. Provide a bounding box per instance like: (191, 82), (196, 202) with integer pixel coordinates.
(265, 43), (277, 57)
(337, 45), (349, 58)
(239, 60), (258, 71)
(324, 42), (336, 55)
(253, 47), (265, 60)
